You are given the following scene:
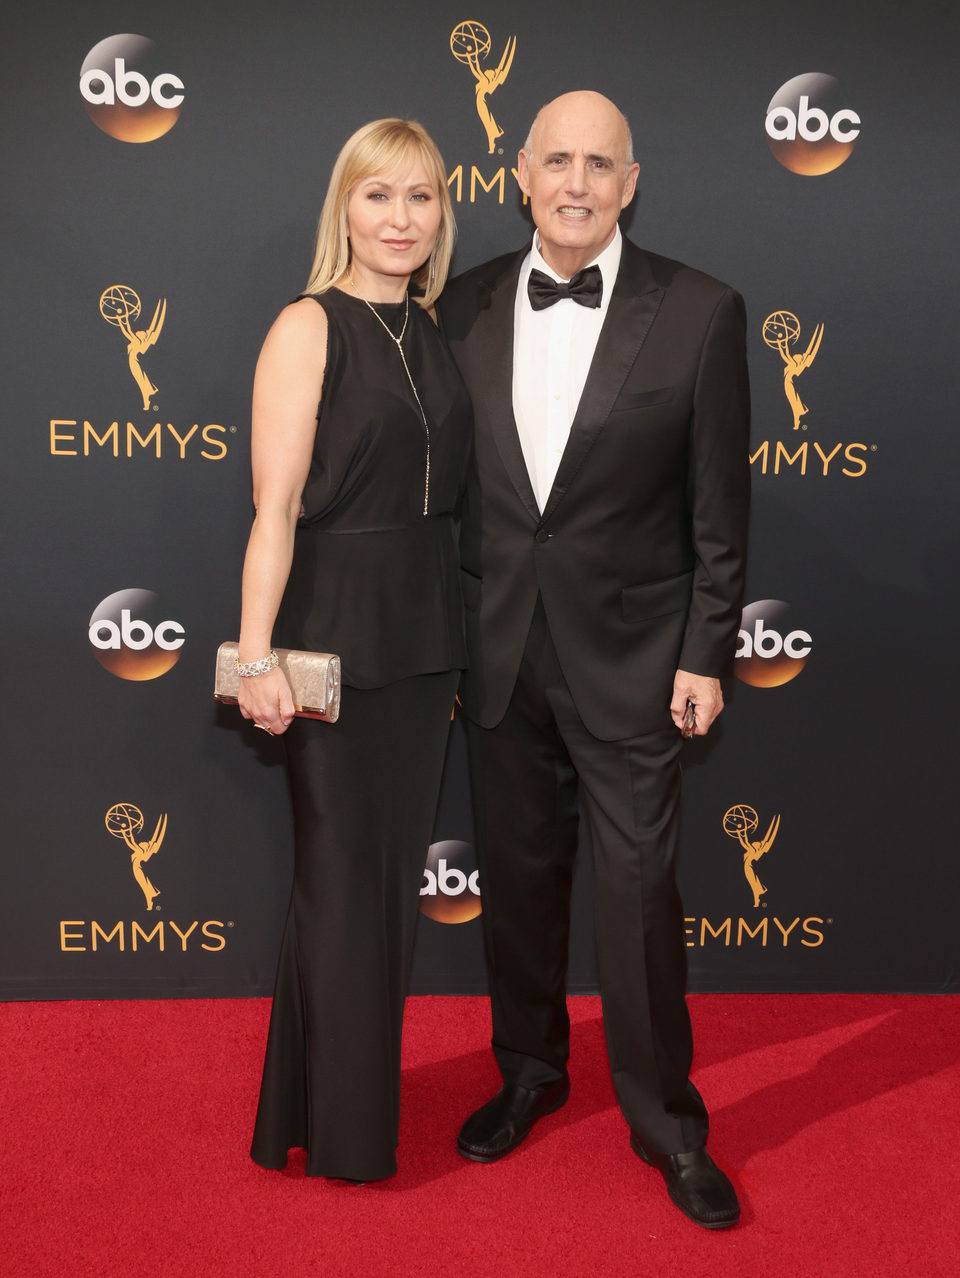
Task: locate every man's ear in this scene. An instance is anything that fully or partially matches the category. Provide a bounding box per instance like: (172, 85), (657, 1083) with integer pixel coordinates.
(516, 149), (531, 197)
(621, 162), (640, 210)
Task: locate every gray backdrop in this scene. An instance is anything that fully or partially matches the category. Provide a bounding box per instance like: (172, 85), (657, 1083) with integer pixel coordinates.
(2, 0), (957, 998)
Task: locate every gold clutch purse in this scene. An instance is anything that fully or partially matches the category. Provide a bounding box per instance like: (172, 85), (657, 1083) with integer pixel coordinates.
(214, 642), (341, 723)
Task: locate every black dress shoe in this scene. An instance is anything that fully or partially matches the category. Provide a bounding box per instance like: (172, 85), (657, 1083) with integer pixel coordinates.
(457, 1078), (570, 1162)
(630, 1133), (740, 1229)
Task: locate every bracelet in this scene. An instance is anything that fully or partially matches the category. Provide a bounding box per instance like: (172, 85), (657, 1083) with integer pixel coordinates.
(236, 651), (279, 678)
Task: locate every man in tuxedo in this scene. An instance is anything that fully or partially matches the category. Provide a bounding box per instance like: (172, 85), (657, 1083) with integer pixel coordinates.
(439, 91), (749, 1229)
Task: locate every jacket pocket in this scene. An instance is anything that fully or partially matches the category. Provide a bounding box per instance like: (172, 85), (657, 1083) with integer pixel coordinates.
(621, 570), (693, 622)
(610, 386), (675, 411)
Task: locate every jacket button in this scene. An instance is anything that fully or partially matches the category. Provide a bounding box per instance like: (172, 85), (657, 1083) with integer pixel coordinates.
(535, 529), (551, 543)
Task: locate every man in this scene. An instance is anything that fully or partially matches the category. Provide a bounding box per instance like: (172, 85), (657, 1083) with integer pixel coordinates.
(439, 91), (750, 1229)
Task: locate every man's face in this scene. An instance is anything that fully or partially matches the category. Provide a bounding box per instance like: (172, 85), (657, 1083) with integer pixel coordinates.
(517, 92), (639, 279)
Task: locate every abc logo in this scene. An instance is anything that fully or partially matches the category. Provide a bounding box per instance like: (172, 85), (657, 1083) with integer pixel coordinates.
(80, 35), (184, 142)
(765, 73), (860, 175)
(735, 600), (811, 688)
(89, 589), (185, 681)
(419, 840), (481, 924)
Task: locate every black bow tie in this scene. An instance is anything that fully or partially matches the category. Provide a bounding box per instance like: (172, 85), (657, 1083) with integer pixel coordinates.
(527, 264), (603, 311)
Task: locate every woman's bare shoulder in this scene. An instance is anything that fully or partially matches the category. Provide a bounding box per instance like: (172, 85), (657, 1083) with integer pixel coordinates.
(275, 294), (329, 332)
(259, 295), (328, 359)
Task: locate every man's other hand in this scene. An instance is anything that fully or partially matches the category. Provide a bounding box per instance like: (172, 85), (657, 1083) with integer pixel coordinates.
(671, 670), (723, 736)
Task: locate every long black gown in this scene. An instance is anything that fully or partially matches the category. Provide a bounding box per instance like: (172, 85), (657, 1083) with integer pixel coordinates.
(249, 288), (472, 1181)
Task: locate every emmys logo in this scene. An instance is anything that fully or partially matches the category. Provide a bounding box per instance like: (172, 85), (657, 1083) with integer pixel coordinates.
(419, 840), (481, 924)
(735, 600), (812, 688)
(88, 589), (185, 681)
(58, 801), (231, 956)
(723, 805), (780, 908)
(683, 803), (830, 950)
(765, 74), (860, 175)
(748, 436), (870, 479)
(106, 803), (166, 911)
(100, 285), (166, 411)
(49, 280), (231, 462)
(80, 35), (184, 142)
(444, 21), (521, 206)
(750, 306), (873, 479)
(763, 310), (823, 431)
(450, 21), (516, 155)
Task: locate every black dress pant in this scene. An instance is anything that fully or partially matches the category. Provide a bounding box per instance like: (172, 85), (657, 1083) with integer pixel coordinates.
(467, 599), (709, 1155)
(250, 669), (458, 1181)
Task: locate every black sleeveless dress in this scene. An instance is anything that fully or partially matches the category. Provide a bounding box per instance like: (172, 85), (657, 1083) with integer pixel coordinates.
(250, 289), (471, 1181)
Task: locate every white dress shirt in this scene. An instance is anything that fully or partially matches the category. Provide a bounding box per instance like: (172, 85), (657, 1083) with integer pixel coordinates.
(513, 227), (622, 511)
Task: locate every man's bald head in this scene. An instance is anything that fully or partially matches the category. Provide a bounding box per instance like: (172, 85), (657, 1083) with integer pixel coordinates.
(524, 91), (635, 168)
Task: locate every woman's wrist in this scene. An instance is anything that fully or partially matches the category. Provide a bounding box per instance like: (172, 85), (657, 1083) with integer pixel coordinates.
(236, 650), (279, 678)
(238, 630), (275, 664)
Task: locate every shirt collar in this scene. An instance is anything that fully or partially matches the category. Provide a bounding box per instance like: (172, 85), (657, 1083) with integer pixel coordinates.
(528, 225), (622, 311)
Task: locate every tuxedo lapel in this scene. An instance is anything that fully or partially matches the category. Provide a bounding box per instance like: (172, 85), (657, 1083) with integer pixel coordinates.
(469, 253), (540, 525)
(540, 242), (664, 523)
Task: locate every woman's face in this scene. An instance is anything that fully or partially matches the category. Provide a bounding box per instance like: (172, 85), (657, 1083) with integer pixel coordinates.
(346, 157), (441, 295)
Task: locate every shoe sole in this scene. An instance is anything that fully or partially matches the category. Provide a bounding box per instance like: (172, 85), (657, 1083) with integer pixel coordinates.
(457, 1086), (570, 1163)
(667, 1190), (740, 1230)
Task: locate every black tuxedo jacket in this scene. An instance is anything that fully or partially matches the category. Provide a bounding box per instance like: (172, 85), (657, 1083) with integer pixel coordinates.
(439, 237), (750, 741)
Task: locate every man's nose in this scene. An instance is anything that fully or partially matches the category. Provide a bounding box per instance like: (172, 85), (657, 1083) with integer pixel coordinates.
(565, 161), (589, 196)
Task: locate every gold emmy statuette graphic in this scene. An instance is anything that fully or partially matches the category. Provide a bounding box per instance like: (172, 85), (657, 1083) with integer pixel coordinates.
(723, 804), (780, 908)
(763, 310), (823, 430)
(100, 285), (167, 411)
(105, 802), (167, 911)
(450, 20), (516, 154)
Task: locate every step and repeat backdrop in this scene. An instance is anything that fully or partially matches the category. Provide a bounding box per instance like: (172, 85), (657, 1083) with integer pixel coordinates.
(2, 1), (956, 999)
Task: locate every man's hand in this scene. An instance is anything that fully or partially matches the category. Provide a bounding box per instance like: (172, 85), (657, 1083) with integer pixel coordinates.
(671, 670), (723, 737)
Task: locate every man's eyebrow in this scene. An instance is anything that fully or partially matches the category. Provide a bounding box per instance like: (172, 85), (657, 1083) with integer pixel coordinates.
(540, 150), (616, 166)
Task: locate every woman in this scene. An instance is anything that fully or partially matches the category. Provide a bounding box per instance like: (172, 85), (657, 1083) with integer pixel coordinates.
(237, 119), (471, 1182)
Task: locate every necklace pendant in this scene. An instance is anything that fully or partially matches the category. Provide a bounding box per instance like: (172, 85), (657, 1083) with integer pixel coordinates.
(348, 272), (432, 520)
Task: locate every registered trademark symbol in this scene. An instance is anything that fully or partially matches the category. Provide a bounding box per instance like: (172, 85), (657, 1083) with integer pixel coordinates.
(497, 147), (503, 155)
(230, 426), (237, 434)
(151, 403), (158, 413)
(827, 918), (833, 925)
(801, 424), (807, 431)
(227, 920), (234, 927)
(156, 906), (162, 912)
(870, 444), (877, 451)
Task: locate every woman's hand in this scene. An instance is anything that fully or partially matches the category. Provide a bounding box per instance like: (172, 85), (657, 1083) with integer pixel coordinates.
(237, 666), (296, 736)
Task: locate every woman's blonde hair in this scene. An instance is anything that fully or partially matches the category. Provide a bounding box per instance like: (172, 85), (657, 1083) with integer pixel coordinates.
(305, 118), (455, 308)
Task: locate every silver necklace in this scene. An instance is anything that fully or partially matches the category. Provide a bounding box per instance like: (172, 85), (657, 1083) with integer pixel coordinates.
(348, 274), (430, 516)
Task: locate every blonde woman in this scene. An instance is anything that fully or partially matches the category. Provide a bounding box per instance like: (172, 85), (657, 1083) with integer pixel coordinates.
(239, 119), (470, 1183)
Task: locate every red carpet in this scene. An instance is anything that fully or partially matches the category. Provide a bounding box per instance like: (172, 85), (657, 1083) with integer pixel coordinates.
(2, 995), (957, 1276)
